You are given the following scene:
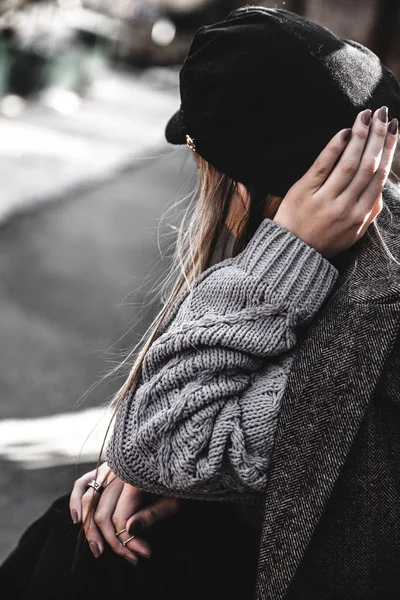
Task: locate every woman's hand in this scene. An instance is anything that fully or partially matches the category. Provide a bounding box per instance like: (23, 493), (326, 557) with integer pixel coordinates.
(69, 462), (181, 564)
(274, 107), (398, 258)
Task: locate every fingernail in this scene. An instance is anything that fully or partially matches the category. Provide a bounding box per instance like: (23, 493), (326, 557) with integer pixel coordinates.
(361, 109), (372, 126)
(89, 542), (100, 558)
(128, 520), (143, 536)
(71, 510), (79, 524)
(125, 556), (138, 566)
(342, 128), (352, 142)
(388, 118), (398, 135)
(378, 106), (388, 123)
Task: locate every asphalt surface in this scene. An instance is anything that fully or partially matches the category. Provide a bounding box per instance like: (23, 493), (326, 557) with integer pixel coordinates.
(0, 144), (196, 562)
(0, 67), (180, 223)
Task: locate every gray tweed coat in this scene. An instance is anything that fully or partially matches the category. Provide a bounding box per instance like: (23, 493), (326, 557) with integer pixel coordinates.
(254, 180), (400, 599)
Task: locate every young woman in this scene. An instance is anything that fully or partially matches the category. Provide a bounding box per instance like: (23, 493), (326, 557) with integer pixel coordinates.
(2, 7), (400, 600)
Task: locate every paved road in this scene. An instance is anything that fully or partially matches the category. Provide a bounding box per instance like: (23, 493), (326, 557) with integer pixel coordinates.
(0, 144), (196, 561)
(0, 67), (180, 223)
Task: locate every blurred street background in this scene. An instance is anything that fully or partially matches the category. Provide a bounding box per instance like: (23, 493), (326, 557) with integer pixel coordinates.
(0, 0), (399, 562)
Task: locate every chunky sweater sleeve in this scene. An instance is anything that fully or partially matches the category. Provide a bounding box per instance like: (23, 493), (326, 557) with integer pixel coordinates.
(106, 218), (339, 502)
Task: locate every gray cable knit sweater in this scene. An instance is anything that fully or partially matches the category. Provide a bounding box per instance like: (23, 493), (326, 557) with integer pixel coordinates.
(107, 218), (339, 503)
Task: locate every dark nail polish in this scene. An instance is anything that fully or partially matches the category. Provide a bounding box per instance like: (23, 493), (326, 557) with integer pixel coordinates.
(71, 510), (79, 525)
(361, 110), (372, 126)
(388, 118), (398, 135)
(342, 128), (352, 142)
(89, 542), (100, 558)
(129, 520), (143, 536)
(125, 556), (138, 566)
(378, 106), (388, 123)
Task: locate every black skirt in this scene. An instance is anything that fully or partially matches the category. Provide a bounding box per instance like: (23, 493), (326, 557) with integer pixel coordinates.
(0, 493), (261, 600)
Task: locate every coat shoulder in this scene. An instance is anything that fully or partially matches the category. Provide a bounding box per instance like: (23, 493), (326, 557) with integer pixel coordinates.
(341, 179), (400, 304)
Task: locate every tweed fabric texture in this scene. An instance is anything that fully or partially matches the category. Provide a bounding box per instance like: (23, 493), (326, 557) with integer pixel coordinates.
(254, 182), (400, 599)
(107, 218), (338, 502)
(284, 329), (400, 599)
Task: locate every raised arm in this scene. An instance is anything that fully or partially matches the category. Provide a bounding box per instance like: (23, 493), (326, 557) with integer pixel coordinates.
(106, 218), (338, 502)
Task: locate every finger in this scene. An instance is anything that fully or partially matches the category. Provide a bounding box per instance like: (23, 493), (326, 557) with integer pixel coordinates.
(83, 475), (125, 558)
(81, 487), (104, 558)
(357, 117), (398, 214)
(321, 108), (372, 197)
(116, 531), (152, 562)
(302, 127), (353, 191)
(122, 498), (181, 559)
(105, 484), (145, 562)
(342, 107), (389, 199)
(69, 468), (98, 524)
(81, 466), (117, 555)
(70, 463), (112, 524)
(123, 496), (181, 558)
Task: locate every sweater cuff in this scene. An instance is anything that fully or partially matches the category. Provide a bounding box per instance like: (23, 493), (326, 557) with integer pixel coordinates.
(233, 218), (339, 310)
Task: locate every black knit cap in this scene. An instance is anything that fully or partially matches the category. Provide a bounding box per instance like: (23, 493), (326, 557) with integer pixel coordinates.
(165, 6), (400, 198)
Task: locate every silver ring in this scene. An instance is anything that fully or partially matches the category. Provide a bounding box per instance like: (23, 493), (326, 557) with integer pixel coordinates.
(86, 479), (104, 495)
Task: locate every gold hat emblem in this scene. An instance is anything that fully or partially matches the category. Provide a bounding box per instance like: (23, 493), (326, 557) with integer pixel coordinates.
(185, 134), (196, 152)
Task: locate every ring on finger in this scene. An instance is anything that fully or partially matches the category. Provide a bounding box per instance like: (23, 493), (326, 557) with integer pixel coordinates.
(115, 528), (127, 537)
(121, 535), (136, 547)
(115, 528), (136, 546)
(86, 480), (105, 495)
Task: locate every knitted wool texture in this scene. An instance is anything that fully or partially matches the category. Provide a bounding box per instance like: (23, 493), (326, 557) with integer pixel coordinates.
(107, 218), (339, 503)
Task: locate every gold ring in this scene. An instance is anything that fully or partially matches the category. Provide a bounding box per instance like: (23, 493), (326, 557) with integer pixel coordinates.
(121, 535), (136, 547)
(115, 528), (127, 537)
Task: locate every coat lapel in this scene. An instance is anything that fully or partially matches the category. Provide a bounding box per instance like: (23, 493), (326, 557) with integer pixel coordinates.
(254, 192), (400, 599)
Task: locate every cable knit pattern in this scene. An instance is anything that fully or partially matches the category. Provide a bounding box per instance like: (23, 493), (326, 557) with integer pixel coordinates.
(107, 218), (339, 503)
